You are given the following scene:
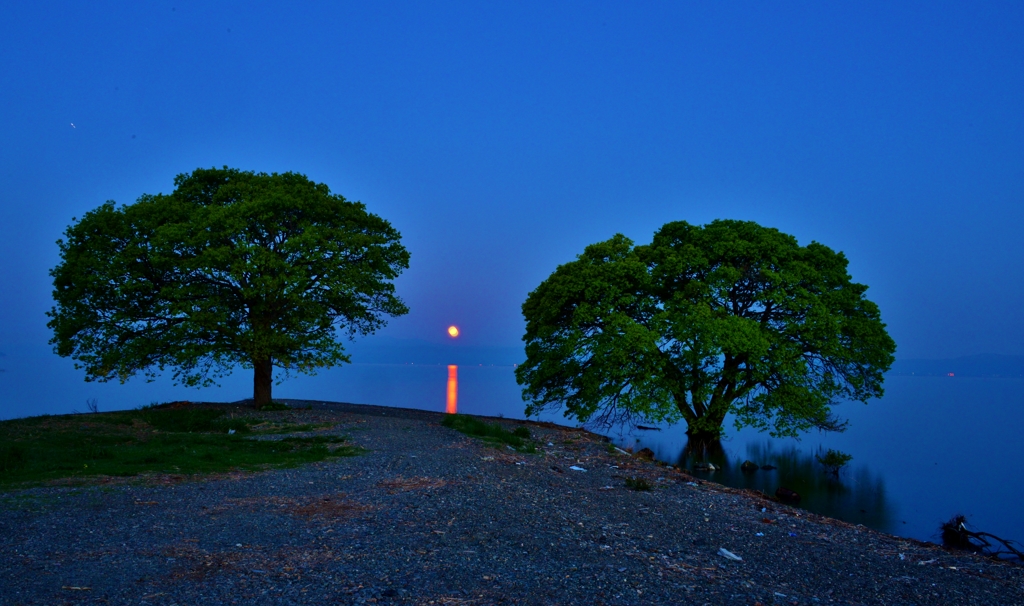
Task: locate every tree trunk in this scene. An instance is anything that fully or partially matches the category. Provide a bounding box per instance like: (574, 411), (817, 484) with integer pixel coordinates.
(680, 435), (725, 465)
(253, 357), (273, 408)
(683, 409), (729, 441)
(680, 394), (730, 441)
(685, 425), (724, 442)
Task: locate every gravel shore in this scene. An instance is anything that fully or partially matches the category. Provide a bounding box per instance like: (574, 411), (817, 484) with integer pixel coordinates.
(1, 400), (1021, 605)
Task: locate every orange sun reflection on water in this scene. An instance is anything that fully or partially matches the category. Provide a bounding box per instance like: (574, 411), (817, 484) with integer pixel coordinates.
(446, 365), (458, 414)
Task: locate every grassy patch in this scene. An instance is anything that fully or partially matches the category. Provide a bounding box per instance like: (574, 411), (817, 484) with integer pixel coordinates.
(441, 414), (536, 453)
(624, 476), (652, 491)
(248, 422), (334, 434)
(0, 406), (360, 488)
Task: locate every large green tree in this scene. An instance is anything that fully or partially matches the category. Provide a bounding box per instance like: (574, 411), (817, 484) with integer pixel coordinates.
(516, 220), (896, 439)
(48, 167), (409, 407)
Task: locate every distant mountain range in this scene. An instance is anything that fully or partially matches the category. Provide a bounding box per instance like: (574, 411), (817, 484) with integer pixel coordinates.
(889, 354), (1024, 378)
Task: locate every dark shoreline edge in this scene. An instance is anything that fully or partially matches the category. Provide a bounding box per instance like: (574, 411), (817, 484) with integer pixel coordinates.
(4, 395), (1019, 563)
(237, 397), (1015, 565)
(1, 398), (1021, 603)
(45, 396), (1011, 557)
(4, 396), (1015, 563)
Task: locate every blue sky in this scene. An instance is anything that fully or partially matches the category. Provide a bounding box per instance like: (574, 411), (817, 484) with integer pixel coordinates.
(1, 1), (1022, 379)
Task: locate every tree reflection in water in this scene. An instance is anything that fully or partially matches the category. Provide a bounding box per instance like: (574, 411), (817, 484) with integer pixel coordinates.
(677, 437), (896, 533)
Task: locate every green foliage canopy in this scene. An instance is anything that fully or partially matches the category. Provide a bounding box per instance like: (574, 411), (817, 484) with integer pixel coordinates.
(47, 167), (409, 404)
(516, 220), (896, 438)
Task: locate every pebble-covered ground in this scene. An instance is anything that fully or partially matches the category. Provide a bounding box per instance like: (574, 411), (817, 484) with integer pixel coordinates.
(1, 400), (1021, 605)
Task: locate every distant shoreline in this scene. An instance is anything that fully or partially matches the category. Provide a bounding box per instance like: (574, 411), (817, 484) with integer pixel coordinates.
(890, 354), (1024, 378)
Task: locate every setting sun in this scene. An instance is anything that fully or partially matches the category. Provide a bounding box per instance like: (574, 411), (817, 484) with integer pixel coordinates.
(447, 325), (460, 338)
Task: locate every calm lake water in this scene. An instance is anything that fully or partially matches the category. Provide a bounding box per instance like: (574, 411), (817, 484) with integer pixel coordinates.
(2, 355), (1022, 550)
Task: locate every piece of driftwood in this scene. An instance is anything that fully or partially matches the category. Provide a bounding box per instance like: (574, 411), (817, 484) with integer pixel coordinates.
(775, 487), (801, 503)
(941, 515), (1024, 561)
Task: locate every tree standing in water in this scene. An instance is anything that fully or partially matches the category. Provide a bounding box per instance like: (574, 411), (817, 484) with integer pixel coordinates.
(516, 219), (895, 440)
(48, 167), (409, 407)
